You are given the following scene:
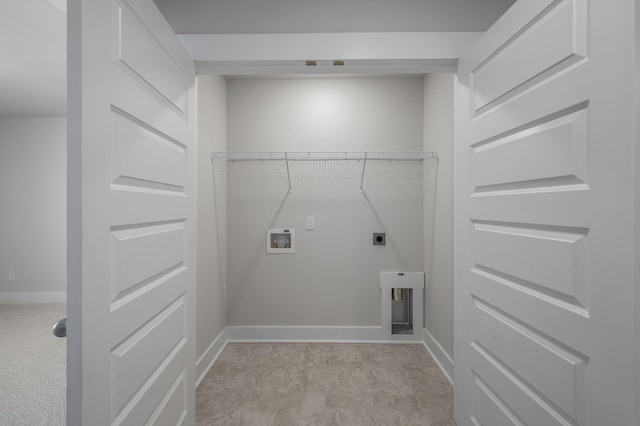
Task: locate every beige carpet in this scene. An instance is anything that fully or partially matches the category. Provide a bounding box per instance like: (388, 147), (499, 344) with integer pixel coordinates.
(197, 343), (455, 425)
(0, 304), (66, 426)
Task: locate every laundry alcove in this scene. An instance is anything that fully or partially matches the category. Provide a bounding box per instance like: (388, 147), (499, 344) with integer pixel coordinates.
(195, 74), (455, 381)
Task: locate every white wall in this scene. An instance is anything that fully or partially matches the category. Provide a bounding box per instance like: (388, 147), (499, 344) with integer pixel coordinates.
(0, 117), (66, 302)
(195, 76), (227, 366)
(422, 74), (454, 371)
(227, 77), (424, 151)
(226, 77), (425, 326)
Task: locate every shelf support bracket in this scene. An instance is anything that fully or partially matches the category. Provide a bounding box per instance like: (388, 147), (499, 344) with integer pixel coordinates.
(285, 152), (293, 192)
(359, 152), (368, 192)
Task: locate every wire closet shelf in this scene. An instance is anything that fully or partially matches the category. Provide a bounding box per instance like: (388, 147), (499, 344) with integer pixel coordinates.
(211, 151), (437, 192)
(211, 151), (436, 162)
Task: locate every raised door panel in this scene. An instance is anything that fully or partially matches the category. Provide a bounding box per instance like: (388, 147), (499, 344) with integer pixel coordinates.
(471, 0), (587, 114)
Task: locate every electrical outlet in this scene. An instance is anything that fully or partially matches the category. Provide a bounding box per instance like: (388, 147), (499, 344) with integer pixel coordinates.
(8, 270), (15, 281)
(306, 216), (315, 230)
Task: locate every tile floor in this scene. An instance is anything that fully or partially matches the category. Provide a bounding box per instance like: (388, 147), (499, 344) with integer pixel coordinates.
(196, 343), (455, 425)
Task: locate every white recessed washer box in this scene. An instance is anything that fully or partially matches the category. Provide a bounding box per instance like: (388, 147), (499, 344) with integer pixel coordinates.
(267, 229), (295, 254)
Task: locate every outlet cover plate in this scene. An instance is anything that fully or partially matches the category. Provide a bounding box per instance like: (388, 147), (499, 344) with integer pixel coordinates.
(373, 233), (386, 246)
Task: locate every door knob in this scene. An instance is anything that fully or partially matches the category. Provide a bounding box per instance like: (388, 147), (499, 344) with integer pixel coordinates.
(52, 318), (66, 338)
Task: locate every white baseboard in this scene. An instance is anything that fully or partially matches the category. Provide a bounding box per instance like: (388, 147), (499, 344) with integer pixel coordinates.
(196, 328), (230, 387)
(421, 328), (454, 384)
(225, 325), (387, 342)
(0, 291), (66, 304)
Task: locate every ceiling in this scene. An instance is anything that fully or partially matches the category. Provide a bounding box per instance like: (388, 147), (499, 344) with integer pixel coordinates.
(0, 0), (516, 117)
(154, 0), (516, 34)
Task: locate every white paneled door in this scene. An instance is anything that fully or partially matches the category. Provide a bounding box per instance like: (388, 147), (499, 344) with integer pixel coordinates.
(68, 0), (196, 424)
(455, 0), (636, 425)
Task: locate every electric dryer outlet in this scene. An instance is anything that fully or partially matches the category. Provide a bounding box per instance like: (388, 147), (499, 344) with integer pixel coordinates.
(373, 233), (386, 246)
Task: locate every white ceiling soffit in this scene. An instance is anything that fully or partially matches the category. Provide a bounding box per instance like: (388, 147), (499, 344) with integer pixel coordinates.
(154, 0), (517, 34)
(180, 32), (482, 76)
(0, 0), (66, 116)
(197, 59), (458, 77)
(159, 0), (514, 76)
